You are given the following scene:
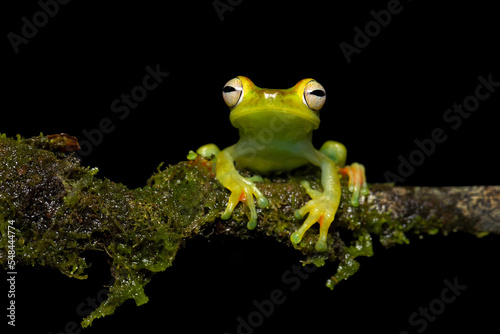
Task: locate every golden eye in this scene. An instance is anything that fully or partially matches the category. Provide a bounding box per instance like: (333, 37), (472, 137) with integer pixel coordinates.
(303, 80), (326, 111)
(222, 77), (243, 108)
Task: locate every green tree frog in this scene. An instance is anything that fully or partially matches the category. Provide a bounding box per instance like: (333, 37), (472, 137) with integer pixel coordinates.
(195, 76), (368, 252)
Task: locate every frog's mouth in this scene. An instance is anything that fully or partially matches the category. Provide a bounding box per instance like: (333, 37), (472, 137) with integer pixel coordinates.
(230, 107), (320, 131)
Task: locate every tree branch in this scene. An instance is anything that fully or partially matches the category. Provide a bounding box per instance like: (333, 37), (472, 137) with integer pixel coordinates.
(1, 134), (498, 327)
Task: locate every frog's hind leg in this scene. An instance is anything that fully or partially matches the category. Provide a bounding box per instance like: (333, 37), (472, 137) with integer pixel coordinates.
(319, 141), (346, 167)
(339, 163), (369, 207)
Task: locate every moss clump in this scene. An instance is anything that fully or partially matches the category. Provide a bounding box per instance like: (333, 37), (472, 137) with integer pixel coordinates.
(0, 134), (182, 326)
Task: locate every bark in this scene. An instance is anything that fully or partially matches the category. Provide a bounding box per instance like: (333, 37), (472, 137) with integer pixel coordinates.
(367, 183), (500, 236)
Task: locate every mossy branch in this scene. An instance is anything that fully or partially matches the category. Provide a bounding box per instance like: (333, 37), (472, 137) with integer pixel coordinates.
(1, 134), (499, 327)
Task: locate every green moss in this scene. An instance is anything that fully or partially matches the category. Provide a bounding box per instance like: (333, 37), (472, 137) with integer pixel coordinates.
(0, 134), (184, 326)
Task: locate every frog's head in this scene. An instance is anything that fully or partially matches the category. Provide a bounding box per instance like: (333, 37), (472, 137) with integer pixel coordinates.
(222, 76), (326, 132)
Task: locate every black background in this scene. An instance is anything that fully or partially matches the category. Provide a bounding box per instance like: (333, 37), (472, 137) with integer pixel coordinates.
(2, 1), (500, 333)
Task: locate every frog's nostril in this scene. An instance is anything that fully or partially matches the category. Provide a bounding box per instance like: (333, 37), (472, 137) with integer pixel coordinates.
(263, 92), (278, 99)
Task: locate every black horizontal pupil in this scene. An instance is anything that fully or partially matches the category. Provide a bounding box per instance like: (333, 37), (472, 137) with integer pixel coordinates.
(310, 89), (325, 97)
(223, 86), (236, 93)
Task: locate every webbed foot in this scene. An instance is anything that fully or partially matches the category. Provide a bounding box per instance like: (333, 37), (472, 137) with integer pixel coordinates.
(339, 162), (369, 206)
(291, 181), (338, 252)
(219, 172), (269, 229)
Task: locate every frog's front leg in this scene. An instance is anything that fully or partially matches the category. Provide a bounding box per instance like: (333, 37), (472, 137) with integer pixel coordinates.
(215, 145), (269, 229)
(291, 150), (342, 252)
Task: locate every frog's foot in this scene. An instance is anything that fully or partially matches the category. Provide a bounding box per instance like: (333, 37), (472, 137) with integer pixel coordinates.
(220, 172), (269, 230)
(339, 162), (369, 207)
(291, 181), (338, 252)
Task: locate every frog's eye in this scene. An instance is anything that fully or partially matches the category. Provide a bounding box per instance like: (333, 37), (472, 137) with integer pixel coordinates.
(303, 80), (326, 111)
(223, 77), (244, 108)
